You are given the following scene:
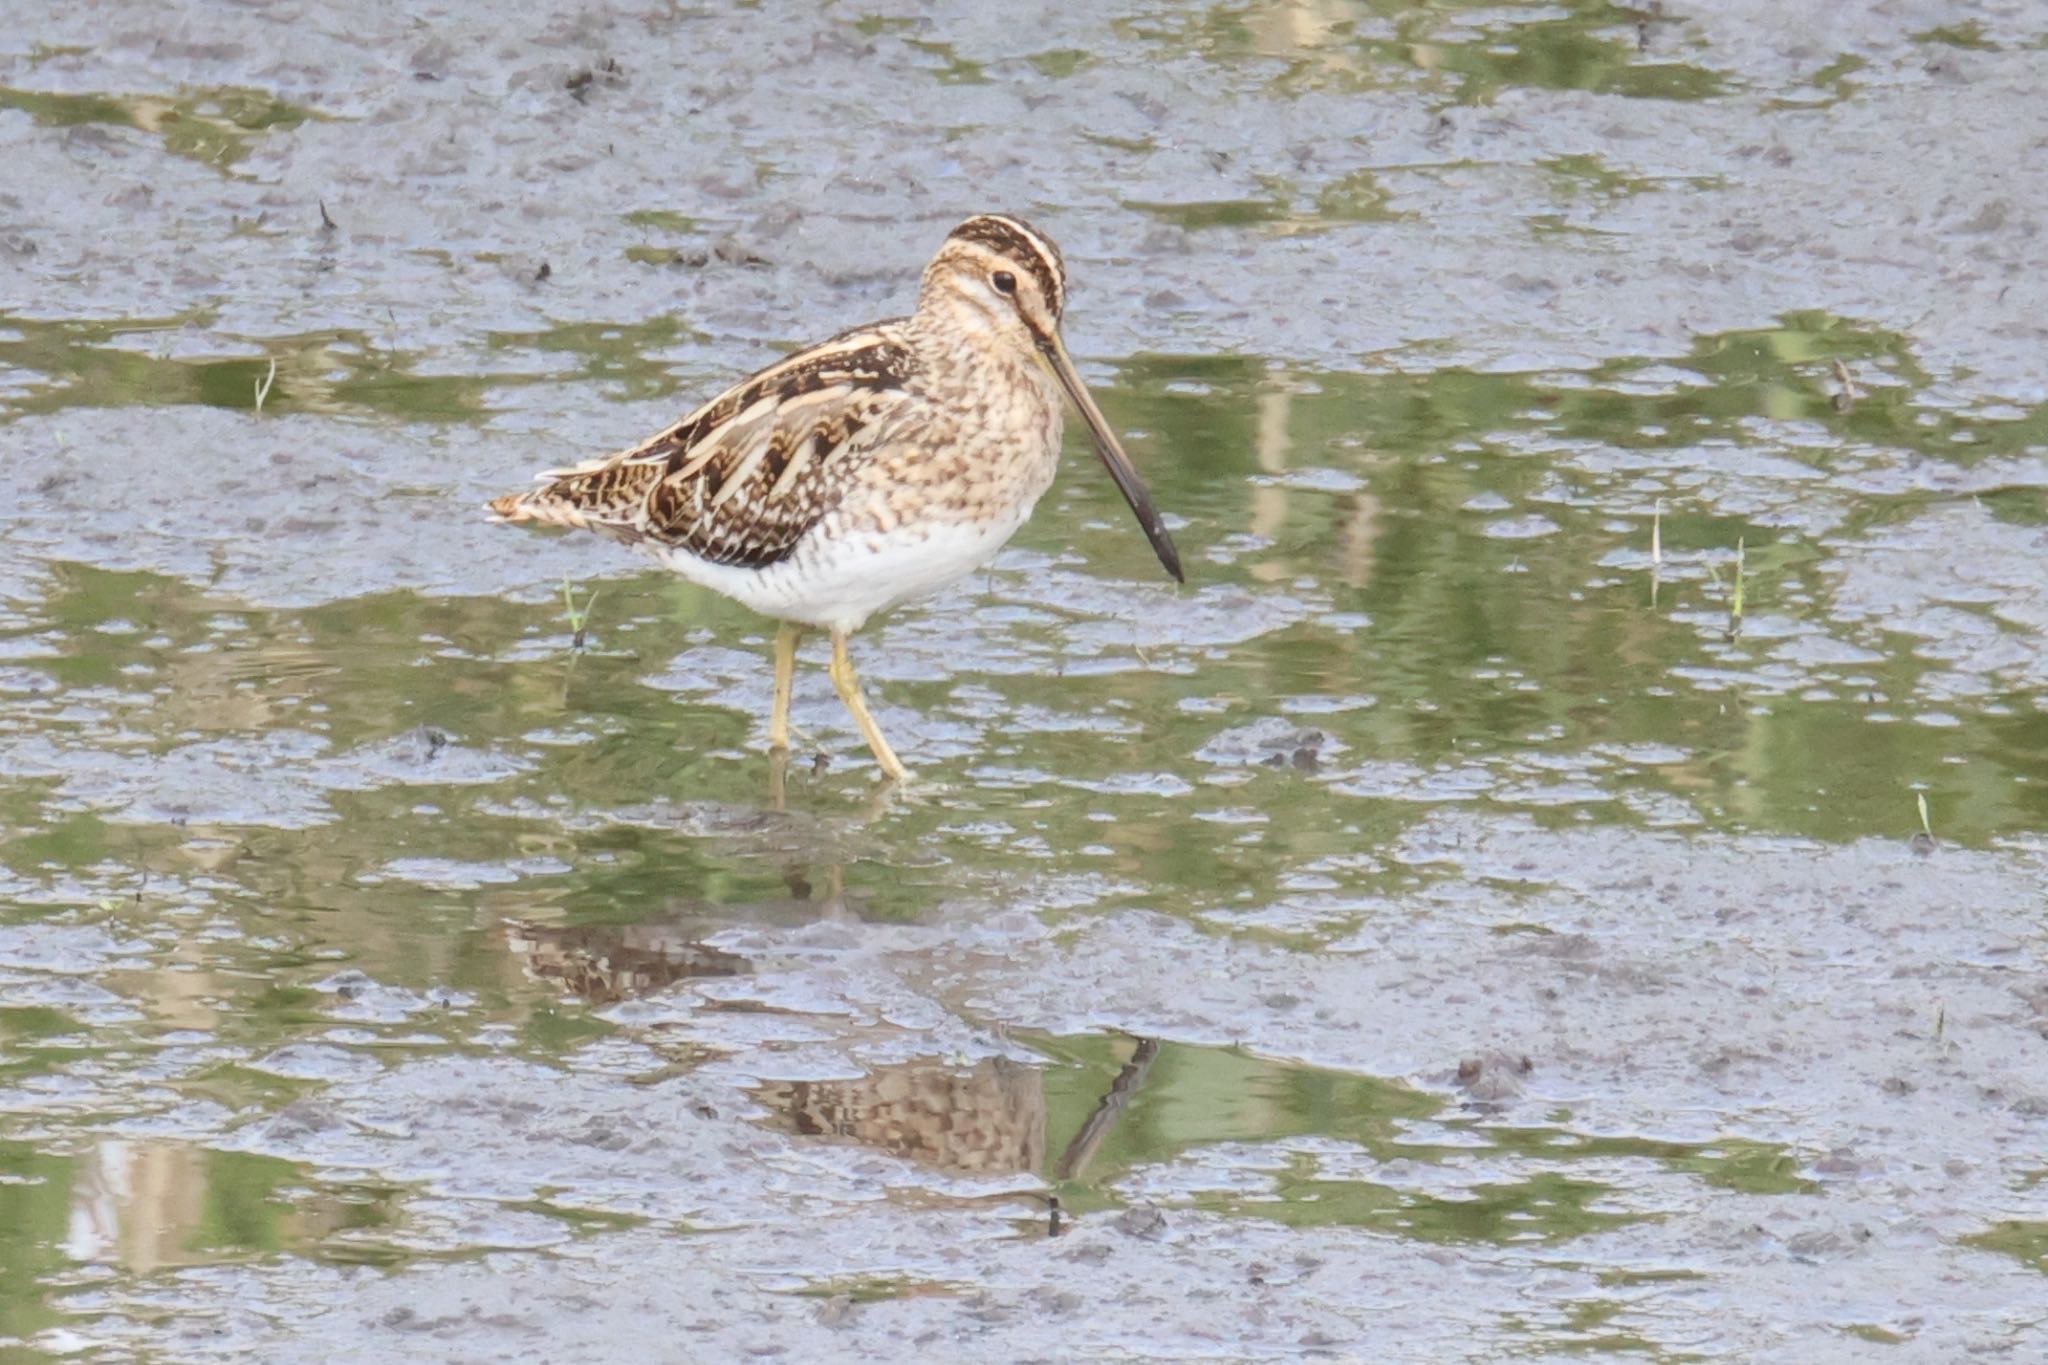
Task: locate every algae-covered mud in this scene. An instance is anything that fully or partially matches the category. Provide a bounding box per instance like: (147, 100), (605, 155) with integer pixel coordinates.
(4, 0), (2048, 1359)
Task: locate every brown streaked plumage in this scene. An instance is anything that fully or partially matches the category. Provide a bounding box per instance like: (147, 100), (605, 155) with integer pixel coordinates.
(490, 212), (1183, 784)
(501, 328), (918, 570)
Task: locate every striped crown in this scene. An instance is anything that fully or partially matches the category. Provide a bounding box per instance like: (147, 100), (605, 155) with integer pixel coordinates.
(945, 213), (1066, 316)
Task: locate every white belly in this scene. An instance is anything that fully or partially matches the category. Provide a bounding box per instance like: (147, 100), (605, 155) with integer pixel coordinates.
(652, 507), (1036, 633)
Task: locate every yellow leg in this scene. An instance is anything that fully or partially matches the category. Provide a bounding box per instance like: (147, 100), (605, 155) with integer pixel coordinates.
(828, 628), (907, 782)
(769, 622), (803, 752)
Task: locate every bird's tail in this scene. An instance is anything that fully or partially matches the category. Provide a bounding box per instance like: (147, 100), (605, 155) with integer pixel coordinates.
(486, 455), (659, 540)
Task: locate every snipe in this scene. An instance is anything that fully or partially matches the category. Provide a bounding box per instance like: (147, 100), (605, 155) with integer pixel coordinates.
(490, 213), (1183, 781)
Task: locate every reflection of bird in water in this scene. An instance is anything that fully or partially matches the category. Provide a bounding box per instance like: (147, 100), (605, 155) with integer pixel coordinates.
(504, 920), (749, 1005)
(507, 855), (892, 1002)
(503, 863), (865, 1003)
(763, 1057), (1047, 1175)
(491, 214), (1183, 783)
(1055, 1036), (1160, 1181)
(758, 1034), (1164, 1193)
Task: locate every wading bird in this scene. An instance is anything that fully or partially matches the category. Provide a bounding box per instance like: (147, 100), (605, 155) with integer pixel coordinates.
(490, 213), (1183, 781)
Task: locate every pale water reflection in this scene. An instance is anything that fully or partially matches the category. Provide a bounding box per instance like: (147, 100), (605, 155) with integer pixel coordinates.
(2, 1137), (399, 1338)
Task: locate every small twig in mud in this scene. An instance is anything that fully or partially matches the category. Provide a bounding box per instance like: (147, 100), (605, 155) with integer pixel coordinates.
(560, 578), (600, 651)
(318, 199), (337, 232)
(1830, 359), (1860, 414)
(253, 357), (278, 414)
(1636, 2), (1667, 52)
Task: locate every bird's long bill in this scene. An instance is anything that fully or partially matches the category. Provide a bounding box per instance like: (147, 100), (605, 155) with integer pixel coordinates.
(1039, 330), (1185, 583)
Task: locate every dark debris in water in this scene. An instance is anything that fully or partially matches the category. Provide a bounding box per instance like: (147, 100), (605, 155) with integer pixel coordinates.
(1455, 1051), (1535, 1106)
(1197, 719), (1345, 771)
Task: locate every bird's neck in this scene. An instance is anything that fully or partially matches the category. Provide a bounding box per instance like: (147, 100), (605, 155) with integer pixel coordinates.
(909, 298), (1038, 378)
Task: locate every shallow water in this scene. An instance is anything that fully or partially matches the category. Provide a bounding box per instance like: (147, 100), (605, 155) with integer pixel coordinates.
(4, 0), (2048, 1360)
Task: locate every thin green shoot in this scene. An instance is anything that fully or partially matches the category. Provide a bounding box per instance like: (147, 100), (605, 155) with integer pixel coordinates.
(1649, 500), (1663, 607)
(561, 578), (600, 652)
(1908, 790), (1940, 855)
(1731, 537), (1746, 620)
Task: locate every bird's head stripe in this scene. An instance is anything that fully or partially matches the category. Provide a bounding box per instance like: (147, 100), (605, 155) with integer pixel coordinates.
(946, 214), (1065, 311)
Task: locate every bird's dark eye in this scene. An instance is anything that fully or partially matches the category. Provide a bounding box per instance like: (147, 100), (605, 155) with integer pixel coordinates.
(991, 270), (1017, 295)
